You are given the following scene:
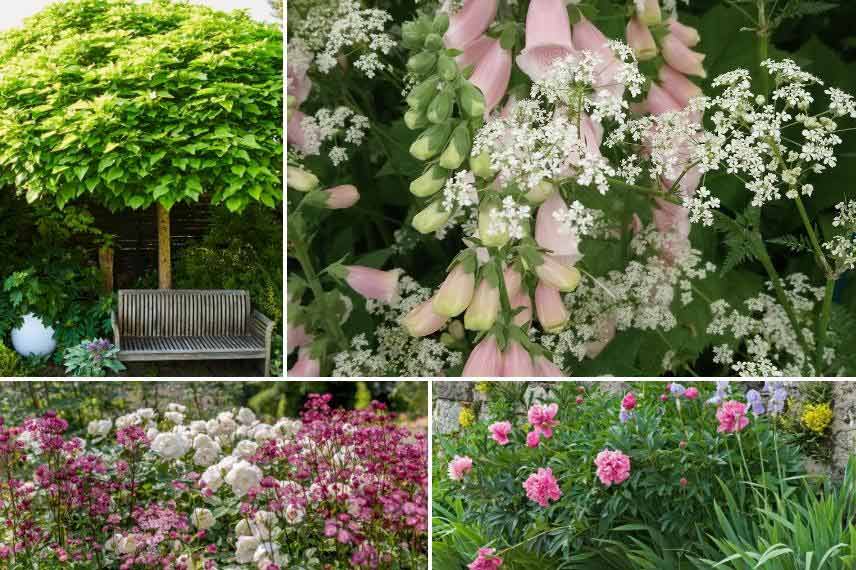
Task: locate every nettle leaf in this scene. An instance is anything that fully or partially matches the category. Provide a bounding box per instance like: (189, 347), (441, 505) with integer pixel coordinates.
(0, 0), (282, 214)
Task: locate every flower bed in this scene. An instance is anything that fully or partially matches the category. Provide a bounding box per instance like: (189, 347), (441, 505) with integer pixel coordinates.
(0, 394), (427, 569)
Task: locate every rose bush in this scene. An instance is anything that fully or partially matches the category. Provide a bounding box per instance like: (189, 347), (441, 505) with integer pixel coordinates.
(0, 394), (427, 569)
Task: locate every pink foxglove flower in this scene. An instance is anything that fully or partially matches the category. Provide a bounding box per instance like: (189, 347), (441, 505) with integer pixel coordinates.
(501, 340), (535, 377)
(527, 403), (558, 438)
(534, 281), (569, 333)
(523, 467), (562, 507)
(403, 300), (448, 337)
(433, 264), (476, 317)
(287, 61), (312, 105)
(572, 18), (623, 97)
(535, 192), (582, 263)
(642, 83), (682, 115)
(503, 266), (523, 298)
(448, 455), (473, 481)
(464, 278), (500, 331)
(488, 421), (512, 445)
(668, 18), (700, 47)
(594, 449), (631, 487)
(716, 400), (750, 433)
(469, 40), (512, 114)
(287, 110), (309, 152)
(585, 317), (616, 359)
(637, 0), (661, 25)
(286, 323), (312, 355)
(533, 355), (564, 377)
(526, 430), (541, 448)
(658, 65), (702, 108)
(288, 348), (321, 377)
(535, 255), (581, 292)
(661, 34), (706, 78)
(509, 290), (532, 327)
(457, 35), (495, 69)
(626, 17), (657, 61)
(516, 0), (574, 82)
(342, 265), (400, 303)
(444, 0), (498, 51)
(468, 547), (503, 570)
(463, 335), (504, 377)
(320, 185), (360, 209)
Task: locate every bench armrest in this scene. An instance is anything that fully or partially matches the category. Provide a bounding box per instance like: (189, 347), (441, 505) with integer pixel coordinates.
(251, 310), (275, 377)
(111, 310), (121, 350)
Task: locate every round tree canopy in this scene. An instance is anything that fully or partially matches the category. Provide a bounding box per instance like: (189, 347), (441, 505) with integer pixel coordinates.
(0, 0), (283, 212)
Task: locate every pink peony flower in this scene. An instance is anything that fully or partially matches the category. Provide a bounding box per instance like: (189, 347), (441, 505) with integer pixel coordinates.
(523, 467), (562, 507)
(716, 400), (750, 433)
(468, 547), (503, 570)
(488, 421), (512, 446)
(448, 455), (473, 481)
(621, 393), (637, 411)
(684, 387), (699, 400)
(527, 403), (558, 438)
(526, 431), (540, 448)
(594, 449), (631, 487)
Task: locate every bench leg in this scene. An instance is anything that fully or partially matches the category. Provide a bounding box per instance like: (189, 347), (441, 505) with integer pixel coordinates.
(262, 354), (270, 377)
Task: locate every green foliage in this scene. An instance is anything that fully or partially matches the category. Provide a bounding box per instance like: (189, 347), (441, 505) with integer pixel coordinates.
(433, 382), (807, 569)
(0, 343), (18, 376)
(0, 0), (283, 213)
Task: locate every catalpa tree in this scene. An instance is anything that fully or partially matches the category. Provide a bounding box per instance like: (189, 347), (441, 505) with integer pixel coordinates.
(0, 0), (283, 287)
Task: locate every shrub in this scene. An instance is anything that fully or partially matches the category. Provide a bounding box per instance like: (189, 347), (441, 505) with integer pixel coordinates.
(0, 343), (17, 376)
(63, 338), (125, 377)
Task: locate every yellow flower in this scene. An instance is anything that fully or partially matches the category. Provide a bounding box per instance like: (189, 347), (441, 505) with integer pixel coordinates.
(474, 381), (491, 394)
(801, 402), (833, 434)
(458, 405), (476, 428)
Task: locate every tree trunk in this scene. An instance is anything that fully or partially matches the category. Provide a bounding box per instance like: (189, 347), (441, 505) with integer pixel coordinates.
(156, 203), (172, 289)
(98, 245), (114, 293)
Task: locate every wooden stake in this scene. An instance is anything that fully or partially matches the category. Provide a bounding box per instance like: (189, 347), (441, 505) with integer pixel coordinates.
(156, 203), (172, 289)
(98, 245), (114, 293)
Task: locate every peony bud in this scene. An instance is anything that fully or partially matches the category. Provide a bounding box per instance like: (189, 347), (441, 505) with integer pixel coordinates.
(464, 278), (499, 331)
(287, 166), (319, 192)
(433, 264), (476, 317)
(535, 281), (569, 333)
(470, 150), (494, 179)
(412, 201), (451, 234)
(410, 122), (453, 160)
(438, 123), (472, 169)
(515, 0), (574, 82)
(340, 265), (400, 303)
(526, 430), (540, 447)
(462, 335), (503, 377)
(501, 341), (535, 376)
(535, 255), (581, 292)
(638, 0), (661, 26)
(534, 354), (564, 377)
(469, 40), (512, 114)
(443, 0), (498, 51)
(626, 17), (657, 61)
(403, 300), (448, 337)
(410, 165), (449, 197)
(661, 34), (706, 78)
(658, 65), (702, 108)
(668, 18), (700, 47)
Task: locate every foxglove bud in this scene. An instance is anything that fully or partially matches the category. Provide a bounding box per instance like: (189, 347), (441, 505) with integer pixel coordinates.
(524, 180), (555, 204)
(438, 123), (471, 169)
(501, 340), (534, 376)
(478, 199), (509, 247)
(433, 263), (476, 317)
(433, 13), (450, 34)
(464, 278), (499, 331)
(638, 0), (661, 26)
(410, 122), (453, 160)
(403, 300), (448, 337)
(338, 265), (401, 303)
(412, 201), (451, 234)
(462, 335), (503, 377)
(410, 166), (449, 197)
(626, 17), (657, 61)
(470, 150), (494, 179)
(438, 54), (458, 81)
(535, 281), (569, 333)
(404, 108), (429, 130)
(661, 34), (706, 78)
(668, 18), (700, 47)
(458, 82), (486, 118)
(406, 75), (441, 111)
(306, 185), (359, 209)
(407, 51), (437, 75)
(402, 19), (430, 49)
(448, 319), (465, 340)
(287, 166), (319, 192)
(427, 89), (454, 124)
(425, 33), (444, 51)
(535, 255), (581, 292)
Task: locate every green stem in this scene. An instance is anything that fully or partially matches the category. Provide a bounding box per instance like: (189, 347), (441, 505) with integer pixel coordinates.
(814, 278), (835, 374)
(757, 0), (770, 98)
(793, 194), (832, 275)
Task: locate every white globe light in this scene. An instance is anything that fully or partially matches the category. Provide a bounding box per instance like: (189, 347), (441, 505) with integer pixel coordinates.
(11, 313), (56, 357)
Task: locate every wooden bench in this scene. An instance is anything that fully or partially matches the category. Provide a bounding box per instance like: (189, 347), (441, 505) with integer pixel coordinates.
(112, 289), (275, 376)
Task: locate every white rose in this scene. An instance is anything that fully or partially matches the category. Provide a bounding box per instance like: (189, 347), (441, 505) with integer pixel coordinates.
(285, 504), (305, 525)
(164, 411), (185, 425)
(254, 543), (283, 566)
(201, 465), (224, 492)
(137, 408), (155, 420)
(235, 519), (253, 537)
(151, 432), (191, 460)
(189, 420), (207, 434)
(118, 534), (139, 554)
(236, 425), (250, 438)
(218, 417), (237, 436)
(252, 424), (275, 442)
(235, 536), (259, 564)
(191, 508), (216, 530)
(193, 434), (217, 450)
(237, 407), (257, 425)
(224, 460), (263, 498)
(233, 440), (258, 459)
(205, 419), (219, 434)
(115, 413), (140, 430)
(167, 403), (187, 413)
(194, 445), (220, 467)
(87, 419), (112, 437)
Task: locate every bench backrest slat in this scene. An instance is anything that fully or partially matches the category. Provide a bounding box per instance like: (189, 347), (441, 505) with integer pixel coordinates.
(117, 290), (250, 337)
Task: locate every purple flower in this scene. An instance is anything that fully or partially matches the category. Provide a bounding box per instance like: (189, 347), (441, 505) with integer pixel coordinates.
(618, 408), (631, 423)
(745, 389), (765, 415)
(706, 381), (731, 405)
(669, 383), (686, 397)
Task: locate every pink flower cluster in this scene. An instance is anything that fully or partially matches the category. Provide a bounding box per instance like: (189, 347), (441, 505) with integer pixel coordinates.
(448, 455), (474, 481)
(527, 403), (558, 438)
(594, 449), (632, 487)
(523, 467), (562, 508)
(468, 546), (503, 570)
